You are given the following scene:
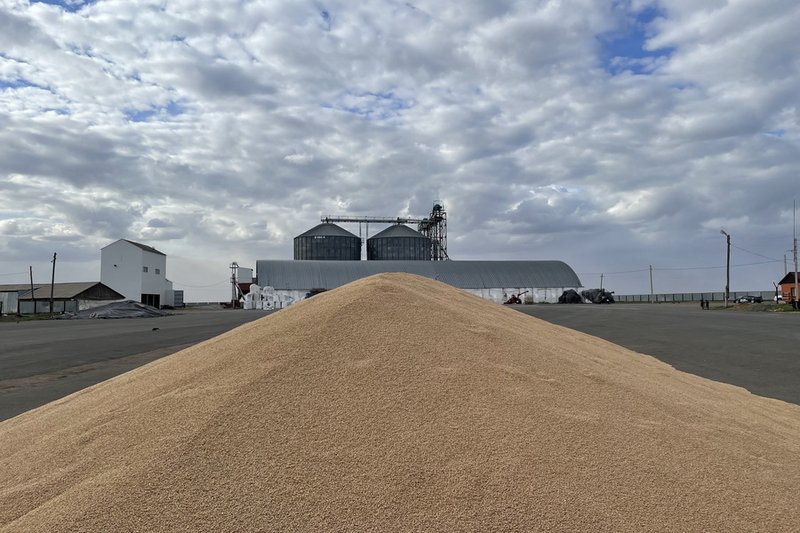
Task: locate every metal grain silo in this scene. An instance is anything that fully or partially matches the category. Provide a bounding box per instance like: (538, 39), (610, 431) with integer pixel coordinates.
(367, 224), (431, 261)
(294, 223), (361, 260)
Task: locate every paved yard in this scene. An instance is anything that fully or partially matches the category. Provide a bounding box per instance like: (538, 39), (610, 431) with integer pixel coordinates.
(0, 309), (272, 420)
(514, 303), (800, 406)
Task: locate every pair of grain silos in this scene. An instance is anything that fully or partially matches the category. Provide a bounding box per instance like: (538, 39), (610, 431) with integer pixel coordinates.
(294, 223), (431, 261)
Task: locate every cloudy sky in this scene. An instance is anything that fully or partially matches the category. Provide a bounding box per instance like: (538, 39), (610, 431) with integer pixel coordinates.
(1, 0), (798, 301)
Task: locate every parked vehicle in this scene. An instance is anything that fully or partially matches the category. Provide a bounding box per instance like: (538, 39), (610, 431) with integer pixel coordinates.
(581, 288), (615, 304)
(735, 295), (763, 304)
(504, 291), (529, 305)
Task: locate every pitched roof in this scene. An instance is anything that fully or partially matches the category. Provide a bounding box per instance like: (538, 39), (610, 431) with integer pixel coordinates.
(122, 239), (166, 256)
(778, 272), (799, 285)
(0, 282), (125, 300)
(256, 260), (582, 290)
(101, 239), (166, 256)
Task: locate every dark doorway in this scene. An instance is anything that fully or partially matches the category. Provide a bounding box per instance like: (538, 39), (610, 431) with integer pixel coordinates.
(141, 294), (161, 308)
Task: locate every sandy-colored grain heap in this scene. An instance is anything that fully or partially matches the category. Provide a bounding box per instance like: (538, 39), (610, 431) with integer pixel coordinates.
(1, 273), (799, 532)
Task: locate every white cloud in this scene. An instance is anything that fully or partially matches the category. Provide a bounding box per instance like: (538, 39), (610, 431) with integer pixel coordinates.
(0, 0), (798, 298)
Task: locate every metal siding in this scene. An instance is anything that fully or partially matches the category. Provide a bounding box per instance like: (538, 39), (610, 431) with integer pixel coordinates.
(294, 235), (361, 261)
(367, 225), (431, 261)
(256, 260), (581, 290)
(367, 237), (430, 260)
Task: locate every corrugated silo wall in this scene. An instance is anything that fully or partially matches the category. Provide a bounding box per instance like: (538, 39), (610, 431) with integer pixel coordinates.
(367, 237), (431, 260)
(294, 235), (361, 260)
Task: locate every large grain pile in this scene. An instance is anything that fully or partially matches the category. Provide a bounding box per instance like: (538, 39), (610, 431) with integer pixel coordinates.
(1, 273), (799, 532)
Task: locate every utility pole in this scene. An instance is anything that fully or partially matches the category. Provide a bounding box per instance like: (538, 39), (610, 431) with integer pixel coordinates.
(785, 254), (789, 275)
(649, 265), (654, 303)
(29, 266), (35, 315)
(720, 230), (730, 308)
(49, 252), (56, 316)
(794, 200), (799, 310)
(600, 273), (604, 291)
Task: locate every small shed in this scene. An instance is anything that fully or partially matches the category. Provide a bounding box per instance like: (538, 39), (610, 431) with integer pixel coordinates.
(0, 282), (125, 315)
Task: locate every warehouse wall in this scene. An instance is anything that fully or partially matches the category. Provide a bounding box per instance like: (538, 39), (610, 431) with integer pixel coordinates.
(267, 287), (564, 307)
(0, 292), (18, 314)
(464, 288), (564, 304)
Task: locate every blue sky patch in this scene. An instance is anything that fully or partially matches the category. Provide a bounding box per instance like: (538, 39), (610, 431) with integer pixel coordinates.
(324, 90), (415, 120)
(124, 109), (157, 122)
(124, 101), (186, 123)
(599, 5), (674, 75)
(0, 78), (48, 91)
(320, 9), (332, 31)
(42, 107), (69, 115)
(165, 101), (185, 116)
(30, 0), (96, 13)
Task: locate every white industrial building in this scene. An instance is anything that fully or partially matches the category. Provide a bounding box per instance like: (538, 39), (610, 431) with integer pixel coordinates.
(101, 239), (174, 308)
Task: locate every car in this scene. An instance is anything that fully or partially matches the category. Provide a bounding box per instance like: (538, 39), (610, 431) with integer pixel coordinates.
(735, 295), (763, 304)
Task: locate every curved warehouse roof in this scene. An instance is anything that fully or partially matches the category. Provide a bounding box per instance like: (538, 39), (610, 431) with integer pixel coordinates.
(256, 260), (582, 290)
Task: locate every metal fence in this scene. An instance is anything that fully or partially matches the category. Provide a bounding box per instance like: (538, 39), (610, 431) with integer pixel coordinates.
(615, 290), (776, 303)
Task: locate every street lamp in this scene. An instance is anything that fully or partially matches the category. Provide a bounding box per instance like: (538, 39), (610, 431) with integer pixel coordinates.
(720, 229), (730, 307)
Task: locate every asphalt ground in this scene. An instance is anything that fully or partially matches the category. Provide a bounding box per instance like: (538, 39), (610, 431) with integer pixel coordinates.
(513, 303), (800, 406)
(1, 303), (798, 422)
(0, 309), (272, 421)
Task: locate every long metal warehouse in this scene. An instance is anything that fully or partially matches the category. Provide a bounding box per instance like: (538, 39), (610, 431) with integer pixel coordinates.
(255, 260), (582, 305)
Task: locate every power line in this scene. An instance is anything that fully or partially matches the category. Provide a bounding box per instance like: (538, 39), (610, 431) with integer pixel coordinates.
(731, 244), (780, 262)
(577, 268), (650, 276)
(0, 271), (28, 277)
(656, 260), (781, 271)
(580, 259), (781, 277)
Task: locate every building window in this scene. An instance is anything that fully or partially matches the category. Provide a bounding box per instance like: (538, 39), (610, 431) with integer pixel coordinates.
(155, 268), (161, 275)
(143, 266), (149, 273)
